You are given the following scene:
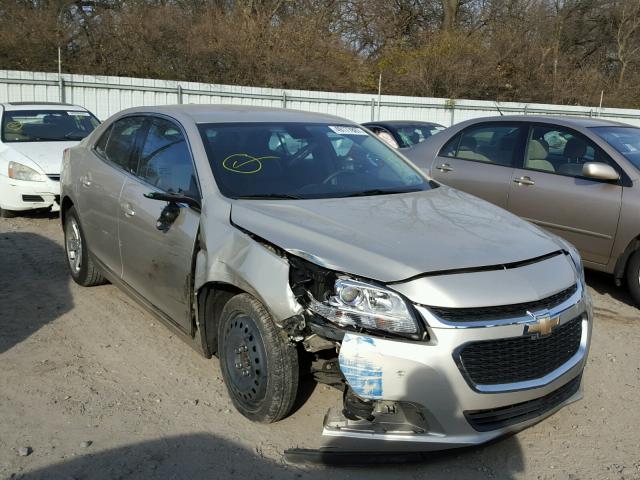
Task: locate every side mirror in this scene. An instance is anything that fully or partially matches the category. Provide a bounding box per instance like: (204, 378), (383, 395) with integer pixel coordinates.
(581, 162), (620, 181)
(144, 191), (201, 210)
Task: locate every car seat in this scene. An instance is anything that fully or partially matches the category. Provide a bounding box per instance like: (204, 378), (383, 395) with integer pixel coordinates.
(456, 136), (491, 162)
(526, 139), (555, 172)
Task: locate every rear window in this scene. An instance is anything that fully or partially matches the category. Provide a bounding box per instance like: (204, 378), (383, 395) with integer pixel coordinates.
(1, 109), (100, 143)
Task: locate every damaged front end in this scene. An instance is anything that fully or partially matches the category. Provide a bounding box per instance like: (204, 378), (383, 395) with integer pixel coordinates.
(279, 248), (590, 453)
(218, 218), (589, 453)
(286, 253), (435, 435)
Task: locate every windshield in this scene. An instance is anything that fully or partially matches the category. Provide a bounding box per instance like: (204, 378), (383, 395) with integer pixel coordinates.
(394, 125), (445, 148)
(198, 122), (431, 199)
(1, 109), (100, 142)
(591, 126), (640, 170)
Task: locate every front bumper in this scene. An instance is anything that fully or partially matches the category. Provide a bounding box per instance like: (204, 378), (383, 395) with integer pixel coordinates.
(0, 174), (60, 212)
(326, 284), (591, 452)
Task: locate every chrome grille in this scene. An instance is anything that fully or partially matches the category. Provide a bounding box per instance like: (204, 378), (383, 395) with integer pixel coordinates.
(457, 316), (583, 386)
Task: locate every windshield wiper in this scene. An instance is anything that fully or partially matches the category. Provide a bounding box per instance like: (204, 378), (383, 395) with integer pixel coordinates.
(235, 193), (303, 200)
(341, 188), (423, 198)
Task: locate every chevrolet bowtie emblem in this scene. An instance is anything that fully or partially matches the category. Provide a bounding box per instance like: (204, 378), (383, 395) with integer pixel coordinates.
(525, 311), (560, 338)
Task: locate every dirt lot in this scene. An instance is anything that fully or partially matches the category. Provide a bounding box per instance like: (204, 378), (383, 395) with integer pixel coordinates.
(0, 213), (639, 480)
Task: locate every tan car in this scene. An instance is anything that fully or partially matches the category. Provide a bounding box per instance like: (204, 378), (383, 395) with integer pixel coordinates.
(60, 106), (590, 452)
(406, 115), (640, 305)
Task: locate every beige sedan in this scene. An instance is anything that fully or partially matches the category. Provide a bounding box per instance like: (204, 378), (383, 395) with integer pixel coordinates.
(406, 115), (640, 306)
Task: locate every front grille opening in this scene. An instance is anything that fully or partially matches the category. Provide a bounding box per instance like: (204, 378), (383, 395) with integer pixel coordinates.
(457, 315), (583, 385)
(430, 284), (578, 323)
(46, 174), (60, 181)
(22, 195), (44, 203)
(465, 375), (581, 431)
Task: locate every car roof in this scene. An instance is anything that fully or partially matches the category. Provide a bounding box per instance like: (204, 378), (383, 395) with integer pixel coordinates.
(363, 120), (444, 128)
(1, 102), (88, 112)
(116, 104), (353, 125)
(459, 115), (633, 129)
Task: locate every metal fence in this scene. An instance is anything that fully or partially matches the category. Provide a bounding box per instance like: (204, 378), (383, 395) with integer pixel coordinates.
(2, 69), (640, 126)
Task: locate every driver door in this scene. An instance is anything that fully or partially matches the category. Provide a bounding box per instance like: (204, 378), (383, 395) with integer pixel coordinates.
(507, 124), (623, 265)
(118, 116), (201, 332)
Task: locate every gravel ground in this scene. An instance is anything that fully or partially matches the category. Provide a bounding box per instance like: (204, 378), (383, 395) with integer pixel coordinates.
(0, 213), (639, 480)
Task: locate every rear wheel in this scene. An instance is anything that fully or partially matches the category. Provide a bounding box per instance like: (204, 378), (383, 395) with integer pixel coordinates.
(63, 207), (106, 286)
(218, 294), (299, 423)
(0, 207), (16, 218)
(625, 249), (640, 307)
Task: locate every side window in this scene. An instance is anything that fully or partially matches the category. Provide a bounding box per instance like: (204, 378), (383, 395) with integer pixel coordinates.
(440, 134), (461, 157)
(441, 124), (524, 166)
(93, 125), (113, 158)
(102, 117), (145, 172)
(525, 125), (611, 177)
(137, 117), (198, 197)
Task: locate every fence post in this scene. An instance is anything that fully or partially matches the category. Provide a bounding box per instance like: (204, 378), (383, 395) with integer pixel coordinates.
(447, 98), (456, 126)
(282, 90), (287, 108)
(58, 76), (65, 103)
(177, 84), (183, 104)
(57, 47), (65, 103)
(370, 98), (375, 121)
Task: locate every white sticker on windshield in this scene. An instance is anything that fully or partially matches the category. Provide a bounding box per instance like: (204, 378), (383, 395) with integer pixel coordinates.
(329, 126), (368, 136)
(67, 111), (90, 117)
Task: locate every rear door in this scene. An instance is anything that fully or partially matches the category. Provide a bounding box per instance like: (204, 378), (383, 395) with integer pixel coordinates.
(77, 116), (145, 275)
(507, 124), (623, 265)
(118, 116), (201, 331)
(430, 123), (526, 208)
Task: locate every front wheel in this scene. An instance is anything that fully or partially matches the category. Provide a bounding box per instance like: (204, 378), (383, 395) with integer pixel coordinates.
(63, 207), (106, 287)
(218, 294), (299, 423)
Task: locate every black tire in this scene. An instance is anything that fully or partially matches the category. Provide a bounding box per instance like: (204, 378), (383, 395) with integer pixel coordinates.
(626, 249), (640, 307)
(63, 206), (106, 287)
(218, 294), (299, 423)
(0, 207), (16, 218)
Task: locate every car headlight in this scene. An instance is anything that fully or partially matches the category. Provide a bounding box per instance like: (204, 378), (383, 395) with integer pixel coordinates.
(308, 278), (418, 334)
(8, 161), (45, 182)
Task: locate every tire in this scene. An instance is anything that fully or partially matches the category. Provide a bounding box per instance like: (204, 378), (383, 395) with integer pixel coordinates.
(626, 249), (640, 307)
(63, 206), (106, 287)
(0, 207), (16, 218)
(218, 293), (299, 423)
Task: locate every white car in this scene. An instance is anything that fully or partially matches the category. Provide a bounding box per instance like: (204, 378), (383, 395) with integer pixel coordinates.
(0, 102), (99, 217)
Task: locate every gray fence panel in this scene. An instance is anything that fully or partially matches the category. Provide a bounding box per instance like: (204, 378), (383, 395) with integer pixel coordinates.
(1, 69), (639, 127)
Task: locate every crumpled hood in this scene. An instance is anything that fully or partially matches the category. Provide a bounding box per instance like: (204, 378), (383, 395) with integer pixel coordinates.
(231, 186), (562, 283)
(7, 141), (78, 174)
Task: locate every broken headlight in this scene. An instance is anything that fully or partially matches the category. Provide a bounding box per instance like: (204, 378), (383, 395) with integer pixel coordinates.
(308, 278), (418, 334)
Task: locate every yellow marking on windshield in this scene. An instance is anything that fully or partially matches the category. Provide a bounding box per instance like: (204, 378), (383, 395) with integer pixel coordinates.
(222, 153), (279, 174)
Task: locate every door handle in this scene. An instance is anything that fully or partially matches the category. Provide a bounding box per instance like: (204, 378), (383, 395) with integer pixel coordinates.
(436, 163), (453, 172)
(80, 176), (92, 187)
(513, 176), (535, 186)
(121, 202), (136, 217)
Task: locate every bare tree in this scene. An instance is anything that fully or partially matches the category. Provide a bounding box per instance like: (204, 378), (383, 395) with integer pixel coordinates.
(613, 0), (640, 88)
